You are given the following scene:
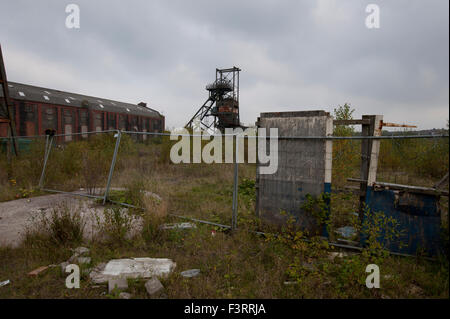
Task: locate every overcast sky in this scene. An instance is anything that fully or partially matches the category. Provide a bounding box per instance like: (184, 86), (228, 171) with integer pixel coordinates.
(0, 0), (448, 130)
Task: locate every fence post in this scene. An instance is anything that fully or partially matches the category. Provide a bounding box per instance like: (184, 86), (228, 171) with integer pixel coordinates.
(38, 134), (54, 188)
(232, 135), (239, 230)
(103, 130), (122, 205)
(358, 115), (383, 222)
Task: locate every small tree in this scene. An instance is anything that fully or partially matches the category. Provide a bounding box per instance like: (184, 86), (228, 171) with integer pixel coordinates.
(332, 103), (359, 186)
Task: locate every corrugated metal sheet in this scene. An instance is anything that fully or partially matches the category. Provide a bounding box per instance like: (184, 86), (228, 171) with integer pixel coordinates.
(5, 82), (162, 118)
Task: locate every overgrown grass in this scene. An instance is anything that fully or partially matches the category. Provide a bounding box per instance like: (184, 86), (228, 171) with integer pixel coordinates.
(0, 125), (448, 299)
(23, 202), (86, 249)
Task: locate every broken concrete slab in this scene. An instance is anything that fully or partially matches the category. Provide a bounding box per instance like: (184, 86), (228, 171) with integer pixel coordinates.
(145, 278), (164, 296)
(108, 278), (128, 293)
(72, 247), (90, 256)
(160, 222), (196, 230)
(90, 262), (106, 279)
(90, 258), (176, 284)
(77, 257), (92, 264)
(69, 256), (92, 264)
(180, 269), (200, 278)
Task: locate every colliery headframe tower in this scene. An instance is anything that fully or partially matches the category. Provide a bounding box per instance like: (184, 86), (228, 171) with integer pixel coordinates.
(186, 66), (242, 132)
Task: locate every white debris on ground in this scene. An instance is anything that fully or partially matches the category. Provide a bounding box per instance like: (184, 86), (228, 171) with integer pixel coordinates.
(71, 246), (90, 256)
(180, 269), (200, 278)
(89, 257), (176, 284)
(145, 277), (165, 296)
(108, 278), (128, 293)
(160, 222), (197, 230)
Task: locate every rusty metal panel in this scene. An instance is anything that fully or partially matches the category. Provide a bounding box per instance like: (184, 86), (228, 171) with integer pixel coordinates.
(362, 188), (442, 256)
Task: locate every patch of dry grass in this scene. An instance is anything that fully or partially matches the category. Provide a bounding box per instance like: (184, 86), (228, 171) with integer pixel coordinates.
(0, 134), (448, 299)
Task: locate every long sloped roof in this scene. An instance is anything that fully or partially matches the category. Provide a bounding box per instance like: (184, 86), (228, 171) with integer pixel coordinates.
(2, 81), (163, 118)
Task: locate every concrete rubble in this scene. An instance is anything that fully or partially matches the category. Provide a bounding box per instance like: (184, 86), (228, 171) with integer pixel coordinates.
(70, 256), (92, 264)
(180, 269), (200, 278)
(108, 278), (128, 293)
(68, 246), (92, 264)
(145, 277), (164, 296)
(89, 257), (176, 284)
(72, 247), (90, 256)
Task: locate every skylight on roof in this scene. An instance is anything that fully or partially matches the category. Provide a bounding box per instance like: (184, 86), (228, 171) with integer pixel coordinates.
(43, 95), (49, 100)
(44, 91), (51, 95)
(69, 97), (75, 100)
(99, 104), (104, 108)
(8, 84), (13, 88)
(18, 91), (25, 97)
(126, 108), (130, 112)
(65, 99), (71, 103)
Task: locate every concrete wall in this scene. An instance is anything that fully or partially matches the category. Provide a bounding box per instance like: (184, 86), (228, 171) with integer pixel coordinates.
(256, 111), (333, 233)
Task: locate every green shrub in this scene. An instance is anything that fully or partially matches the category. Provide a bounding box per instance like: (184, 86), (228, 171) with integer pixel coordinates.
(96, 206), (134, 244)
(23, 203), (85, 248)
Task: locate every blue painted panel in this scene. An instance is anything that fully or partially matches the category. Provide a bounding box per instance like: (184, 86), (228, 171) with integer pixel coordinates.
(322, 182), (332, 237)
(361, 187), (442, 256)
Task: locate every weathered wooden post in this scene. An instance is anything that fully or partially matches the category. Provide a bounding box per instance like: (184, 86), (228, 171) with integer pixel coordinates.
(358, 115), (383, 222)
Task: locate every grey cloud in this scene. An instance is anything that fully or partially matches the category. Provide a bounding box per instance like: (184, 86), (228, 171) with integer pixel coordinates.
(0, 0), (448, 129)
